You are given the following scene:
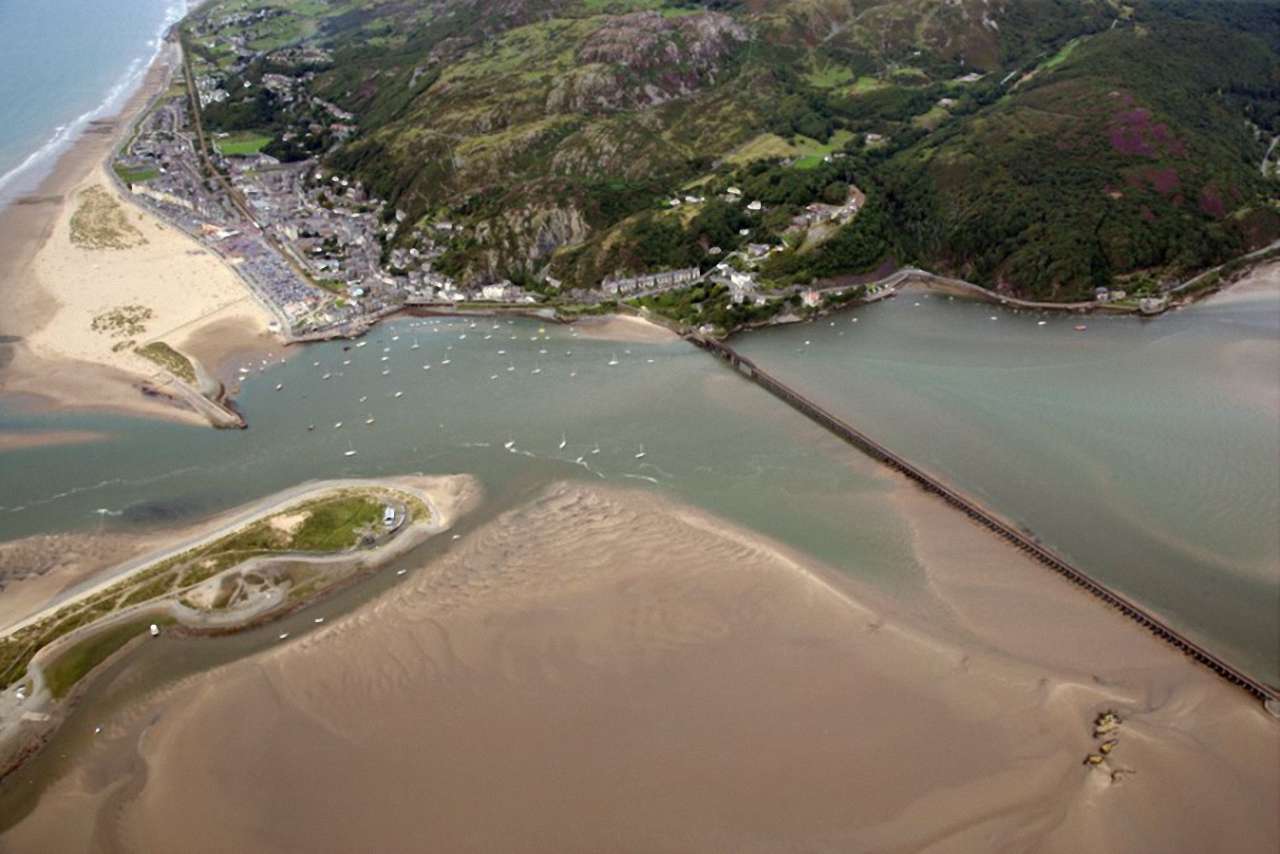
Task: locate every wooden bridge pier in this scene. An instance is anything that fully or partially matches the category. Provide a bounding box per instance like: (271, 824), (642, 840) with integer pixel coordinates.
(687, 334), (1280, 711)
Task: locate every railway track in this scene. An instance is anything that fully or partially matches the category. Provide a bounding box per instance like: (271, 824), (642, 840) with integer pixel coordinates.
(689, 334), (1280, 711)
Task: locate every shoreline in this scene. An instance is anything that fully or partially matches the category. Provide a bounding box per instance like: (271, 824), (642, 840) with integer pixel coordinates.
(0, 32), (272, 429)
(0, 474), (477, 781)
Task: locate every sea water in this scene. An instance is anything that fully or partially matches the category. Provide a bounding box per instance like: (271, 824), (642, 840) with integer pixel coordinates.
(0, 0), (189, 205)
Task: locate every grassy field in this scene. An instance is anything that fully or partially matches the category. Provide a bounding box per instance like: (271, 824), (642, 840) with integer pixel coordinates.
(1043, 37), (1081, 70)
(135, 341), (197, 383)
(727, 130), (854, 169)
(912, 105), (951, 130)
(848, 75), (888, 94)
(69, 186), (147, 250)
(291, 496), (387, 551)
(806, 61), (854, 89)
(215, 131), (273, 156)
(112, 164), (158, 184)
(44, 619), (168, 699)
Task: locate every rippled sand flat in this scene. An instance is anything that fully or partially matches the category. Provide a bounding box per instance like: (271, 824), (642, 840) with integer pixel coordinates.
(4, 482), (1276, 853)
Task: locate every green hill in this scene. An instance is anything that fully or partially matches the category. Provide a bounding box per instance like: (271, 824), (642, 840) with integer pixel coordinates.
(185, 0), (1280, 299)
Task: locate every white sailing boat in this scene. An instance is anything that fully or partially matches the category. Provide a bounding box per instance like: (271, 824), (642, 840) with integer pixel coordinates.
(634, 444), (646, 460)
(608, 353), (619, 366)
(558, 433), (567, 450)
(344, 442), (357, 457)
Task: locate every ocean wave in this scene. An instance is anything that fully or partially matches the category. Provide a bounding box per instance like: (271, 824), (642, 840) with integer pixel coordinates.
(0, 0), (189, 203)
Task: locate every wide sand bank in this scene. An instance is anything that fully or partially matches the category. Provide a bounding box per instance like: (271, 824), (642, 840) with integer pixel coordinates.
(4, 481), (1274, 852)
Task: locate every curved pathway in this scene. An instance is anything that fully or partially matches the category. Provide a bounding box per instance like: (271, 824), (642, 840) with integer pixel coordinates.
(0, 479), (439, 639)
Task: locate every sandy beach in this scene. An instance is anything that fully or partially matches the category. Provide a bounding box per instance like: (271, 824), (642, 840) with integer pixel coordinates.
(0, 43), (272, 424)
(571, 312), (680, 343)
(3, 480), (1274, 853)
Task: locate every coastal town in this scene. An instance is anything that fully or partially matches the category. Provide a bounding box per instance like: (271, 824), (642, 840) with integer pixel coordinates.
(107, 17), (890, 342)
(100, 5), (1222, 348)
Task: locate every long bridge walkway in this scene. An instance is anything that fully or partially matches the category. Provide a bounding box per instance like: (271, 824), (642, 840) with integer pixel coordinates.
(687, 334), (1280, 712)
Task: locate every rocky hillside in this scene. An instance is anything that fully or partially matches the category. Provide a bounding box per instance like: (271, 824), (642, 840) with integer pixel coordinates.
(187, 0), (1280, 298)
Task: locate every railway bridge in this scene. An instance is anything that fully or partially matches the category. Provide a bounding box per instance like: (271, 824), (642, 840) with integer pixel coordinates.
(687, 334), (1280, 713)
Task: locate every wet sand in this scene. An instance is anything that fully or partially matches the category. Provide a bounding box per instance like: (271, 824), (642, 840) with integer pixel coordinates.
(571, 313), (679, 343)
(5, 482), (1275, 853)
(0, 430), (108, 452)
(0, 531), (149, 632)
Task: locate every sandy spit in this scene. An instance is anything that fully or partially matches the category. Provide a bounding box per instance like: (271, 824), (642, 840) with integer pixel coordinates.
(4, 481), (1275, 853)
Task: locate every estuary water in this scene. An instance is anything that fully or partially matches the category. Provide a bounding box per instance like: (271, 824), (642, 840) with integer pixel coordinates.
(0, 284), (1277, 688)
(0, 0), (188, 205)
(736, 283), (1280, 684)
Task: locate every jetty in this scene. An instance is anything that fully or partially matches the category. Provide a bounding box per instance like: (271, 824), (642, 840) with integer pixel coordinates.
(688, 334), (1280, 711)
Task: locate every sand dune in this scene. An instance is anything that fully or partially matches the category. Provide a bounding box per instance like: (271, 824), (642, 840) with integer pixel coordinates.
(5, 482), (1275, 853)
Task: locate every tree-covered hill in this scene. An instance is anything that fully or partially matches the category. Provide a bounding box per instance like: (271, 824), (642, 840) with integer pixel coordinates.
(185, 0), (1280, 300)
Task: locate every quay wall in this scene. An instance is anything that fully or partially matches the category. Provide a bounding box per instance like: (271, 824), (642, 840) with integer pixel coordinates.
(688, 334), (1280, 709)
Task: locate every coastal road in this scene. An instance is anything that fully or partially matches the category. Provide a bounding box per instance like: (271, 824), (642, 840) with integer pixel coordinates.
(1262, 135), (1278, 178)
(0, 479), (441, 639)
